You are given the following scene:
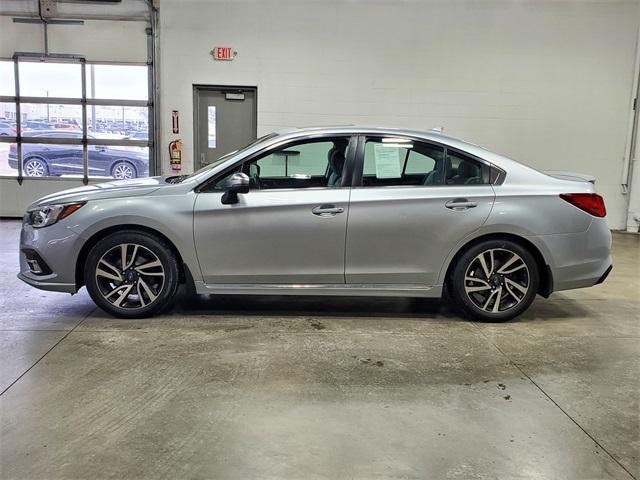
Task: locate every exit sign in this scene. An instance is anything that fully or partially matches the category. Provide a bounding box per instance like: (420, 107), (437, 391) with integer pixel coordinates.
(212, 46), (236, 61)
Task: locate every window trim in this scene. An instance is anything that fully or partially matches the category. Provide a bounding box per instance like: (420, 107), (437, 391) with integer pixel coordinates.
(195, 133), (357, 193)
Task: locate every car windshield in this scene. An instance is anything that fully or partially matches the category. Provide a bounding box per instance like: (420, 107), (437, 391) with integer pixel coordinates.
(180, 132), (279, 182)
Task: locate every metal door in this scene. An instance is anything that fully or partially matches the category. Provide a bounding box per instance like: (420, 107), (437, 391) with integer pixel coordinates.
(194, 86), (257, 171)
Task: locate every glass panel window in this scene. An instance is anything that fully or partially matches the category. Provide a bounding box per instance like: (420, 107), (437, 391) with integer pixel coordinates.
(88, 65), (148, 101)
(212, 137), (350, 190)
(0, 103), (17, 177)
(362, 138), (445, 187)
(446, 150), (490, 185)
(0, 61), (15, 96)
(88, 105), (148, 140)
(20, 134), (82, 178)
(19, 62), (82, 98)
(208, 106), (216, 148)
(251, 138), (347, 189)
(88, 145), (149, 180)
(19, 104), (82, 135)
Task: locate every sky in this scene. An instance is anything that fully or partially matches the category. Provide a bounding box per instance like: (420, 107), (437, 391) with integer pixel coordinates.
(0, 61), (148, 100)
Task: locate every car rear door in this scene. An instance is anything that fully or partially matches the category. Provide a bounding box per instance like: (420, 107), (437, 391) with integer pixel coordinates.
(193, 135), (355, 284)
(345, 135), (495, 285)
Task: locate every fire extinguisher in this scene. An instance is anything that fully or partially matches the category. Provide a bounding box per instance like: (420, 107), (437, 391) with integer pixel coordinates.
(168, 139), (182, 172)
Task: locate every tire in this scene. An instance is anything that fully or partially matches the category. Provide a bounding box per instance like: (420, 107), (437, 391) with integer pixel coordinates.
(111, 160), (137, 180)
(448, 239), (539, 322)
(84, 231), (180, 318)
(23, 157), (49, 177)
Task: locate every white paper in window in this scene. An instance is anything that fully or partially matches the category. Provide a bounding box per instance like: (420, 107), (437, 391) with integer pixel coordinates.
(373, 144), (401, 178)
(208, 106), (216, 148)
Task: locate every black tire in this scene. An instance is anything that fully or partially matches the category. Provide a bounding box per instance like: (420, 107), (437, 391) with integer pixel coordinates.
(84, 231), (179, 318)
(448, 239), (539, 322)
(23, 157), (49, 177)
(111, 160), (137, 180)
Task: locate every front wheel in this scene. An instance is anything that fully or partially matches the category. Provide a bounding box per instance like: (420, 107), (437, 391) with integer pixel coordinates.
(111, 161), (137, 180)
(84, 231), (179, 318)
(24, 157), (49, 176)
(449, 239), (539, 322)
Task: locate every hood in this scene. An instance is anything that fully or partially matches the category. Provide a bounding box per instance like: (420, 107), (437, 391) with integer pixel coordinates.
(31, 176), (166, 207)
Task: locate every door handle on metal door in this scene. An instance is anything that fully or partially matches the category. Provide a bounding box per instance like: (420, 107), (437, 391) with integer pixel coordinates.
(445, 198), (478, 210)
(312, 204), (344, 216)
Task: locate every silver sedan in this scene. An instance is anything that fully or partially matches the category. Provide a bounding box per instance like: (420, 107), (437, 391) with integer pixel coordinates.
(18, 126), (612, 321)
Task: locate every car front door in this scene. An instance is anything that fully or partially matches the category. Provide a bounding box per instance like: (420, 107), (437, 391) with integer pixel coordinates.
(193, 135), (355, 284)
(345, 135), (495, 285)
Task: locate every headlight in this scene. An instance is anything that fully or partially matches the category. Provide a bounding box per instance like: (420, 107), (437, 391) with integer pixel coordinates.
(27, 202), (85, 228)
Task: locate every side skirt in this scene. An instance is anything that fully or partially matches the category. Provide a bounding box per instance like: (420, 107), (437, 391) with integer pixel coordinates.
(194, 282), (443, 298)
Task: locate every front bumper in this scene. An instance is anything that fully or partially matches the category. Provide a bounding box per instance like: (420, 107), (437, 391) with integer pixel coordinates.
(17, 272), (76, 293)
(17, 221), (83, 293)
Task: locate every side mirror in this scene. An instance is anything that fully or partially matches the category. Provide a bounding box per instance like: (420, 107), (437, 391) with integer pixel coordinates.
(221, 172), (250, 205)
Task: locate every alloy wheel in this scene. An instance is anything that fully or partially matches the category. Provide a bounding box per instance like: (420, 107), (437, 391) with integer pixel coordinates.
(24, 159), (46, 176)
(112, 162), (135, 179)
(94, 243), (165, 310)
(463, 248), (530, 313)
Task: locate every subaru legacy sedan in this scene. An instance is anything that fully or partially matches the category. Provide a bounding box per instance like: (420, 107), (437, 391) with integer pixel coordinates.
(18, 126), (612, 321)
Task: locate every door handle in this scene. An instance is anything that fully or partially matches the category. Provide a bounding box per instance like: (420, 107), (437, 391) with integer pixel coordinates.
(312, 204), (344, 216)
(445, 198), (478, 210)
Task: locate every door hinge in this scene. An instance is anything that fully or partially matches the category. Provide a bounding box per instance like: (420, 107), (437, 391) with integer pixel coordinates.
(634, 97), (637, 111)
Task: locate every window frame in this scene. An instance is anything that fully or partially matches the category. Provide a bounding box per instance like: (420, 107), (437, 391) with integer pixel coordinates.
(0, 55), (152, 183)
(353, 134), (505, 188)
(196, 133), (357, 193)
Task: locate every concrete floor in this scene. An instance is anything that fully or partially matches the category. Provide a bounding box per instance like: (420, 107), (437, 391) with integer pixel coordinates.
(0, 219), (638, 480)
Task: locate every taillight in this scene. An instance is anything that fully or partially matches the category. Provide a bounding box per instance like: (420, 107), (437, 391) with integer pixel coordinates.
(560, 193), (606, 218)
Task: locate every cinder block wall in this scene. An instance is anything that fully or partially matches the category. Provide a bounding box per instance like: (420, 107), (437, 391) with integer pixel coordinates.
(159, 0), (640, 230)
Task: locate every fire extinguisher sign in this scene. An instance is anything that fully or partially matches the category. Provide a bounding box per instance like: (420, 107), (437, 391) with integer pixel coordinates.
(172, 110), (179, 134)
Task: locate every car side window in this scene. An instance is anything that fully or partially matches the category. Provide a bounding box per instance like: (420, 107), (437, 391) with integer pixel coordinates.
(445, 150), (490, 185)
(362, 138), (445, 187)
(210, 137), (351, 191)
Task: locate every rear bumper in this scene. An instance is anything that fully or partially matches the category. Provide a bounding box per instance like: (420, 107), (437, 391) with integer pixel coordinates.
(530, 218), (613, 293)
(595, 264), (613, 285)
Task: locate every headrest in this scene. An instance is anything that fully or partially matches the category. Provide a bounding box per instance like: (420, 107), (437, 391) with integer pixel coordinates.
(457, 161), (477, 178)
(328, 149), (345, 174)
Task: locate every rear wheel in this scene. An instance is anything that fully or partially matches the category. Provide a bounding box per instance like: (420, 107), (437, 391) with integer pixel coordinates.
(449, 239), (539, 322)
(84, 231), (179, 318)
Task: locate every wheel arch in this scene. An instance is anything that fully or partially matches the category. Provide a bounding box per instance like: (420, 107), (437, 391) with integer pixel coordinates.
(75, 224), (194, 291)
(443, 232), (553, 298)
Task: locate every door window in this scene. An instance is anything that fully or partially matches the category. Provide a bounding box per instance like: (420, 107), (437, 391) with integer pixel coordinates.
(212, 136), (351, 190)
(362, 138), (445, 187)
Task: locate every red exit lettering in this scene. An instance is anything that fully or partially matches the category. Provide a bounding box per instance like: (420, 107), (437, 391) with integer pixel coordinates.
(213, 47), (234, 61)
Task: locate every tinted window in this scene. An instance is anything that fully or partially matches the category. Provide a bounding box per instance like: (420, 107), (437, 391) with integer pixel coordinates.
(446, 150), (490, 185)
(362, 138), (445, 187)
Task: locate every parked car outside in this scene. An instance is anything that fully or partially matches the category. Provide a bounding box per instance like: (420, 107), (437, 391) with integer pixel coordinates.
(8, 130), (149, 178)
(0, 121), (16, 136)
(17, 126), (612, 321)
